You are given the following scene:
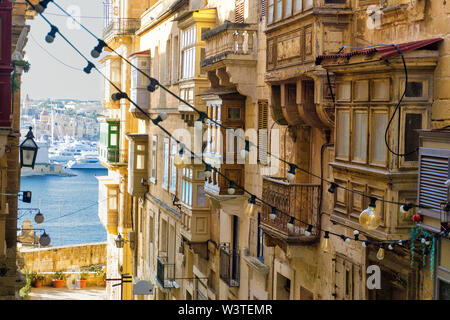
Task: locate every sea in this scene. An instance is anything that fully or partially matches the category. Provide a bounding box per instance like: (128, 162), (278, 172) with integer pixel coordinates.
(18, 168), (108, 247)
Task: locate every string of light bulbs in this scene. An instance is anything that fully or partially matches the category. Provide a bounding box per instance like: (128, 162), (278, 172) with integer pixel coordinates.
(41, 0), (434, 214)
(25, 0), (447, 259)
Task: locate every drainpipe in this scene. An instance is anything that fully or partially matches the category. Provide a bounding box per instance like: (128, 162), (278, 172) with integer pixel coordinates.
(319, 130), (333, 231)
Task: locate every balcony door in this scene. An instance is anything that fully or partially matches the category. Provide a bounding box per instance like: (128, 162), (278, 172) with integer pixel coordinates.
(231, 215), (239, 282)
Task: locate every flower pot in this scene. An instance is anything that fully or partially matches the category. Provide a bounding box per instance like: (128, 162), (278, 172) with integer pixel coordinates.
(52, 279), (64, 288)
(33, 280), (43, 288)
(77, 279), (87, 289)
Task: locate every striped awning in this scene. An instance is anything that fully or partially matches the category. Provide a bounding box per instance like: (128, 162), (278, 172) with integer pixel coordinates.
(316, 38), (443, 65)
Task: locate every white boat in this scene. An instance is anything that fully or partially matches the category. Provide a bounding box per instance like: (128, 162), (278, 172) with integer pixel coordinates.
(49, 140), (98, 164)
(67, 154), (105, 169)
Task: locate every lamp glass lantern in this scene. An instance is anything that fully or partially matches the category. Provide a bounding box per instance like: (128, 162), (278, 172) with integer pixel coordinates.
(20, 127), (39, 169)
(115, 234), (125, 248)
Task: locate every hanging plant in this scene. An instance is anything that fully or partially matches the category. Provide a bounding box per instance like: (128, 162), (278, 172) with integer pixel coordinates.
(430, 237), (436, 280)
(409, 225), (436, 279)
(11, 60), (31, 93)
(11, 73), (20, 93)
(12, 59), (31, 73)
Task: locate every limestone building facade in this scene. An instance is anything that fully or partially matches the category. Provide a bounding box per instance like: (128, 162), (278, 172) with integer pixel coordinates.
(98, 0), (450, 300)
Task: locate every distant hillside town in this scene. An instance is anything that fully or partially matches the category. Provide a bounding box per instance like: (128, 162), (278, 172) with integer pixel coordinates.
(20, 94), (103, 142)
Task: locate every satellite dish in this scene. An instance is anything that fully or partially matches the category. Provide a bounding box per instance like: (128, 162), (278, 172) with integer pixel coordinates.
(133, 280), (154, 295)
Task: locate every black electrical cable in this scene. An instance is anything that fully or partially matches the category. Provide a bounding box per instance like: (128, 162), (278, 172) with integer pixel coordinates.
(384, 45), (419, 158)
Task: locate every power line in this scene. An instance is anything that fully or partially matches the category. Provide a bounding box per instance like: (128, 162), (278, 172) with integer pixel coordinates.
(29, 32), (84, 71)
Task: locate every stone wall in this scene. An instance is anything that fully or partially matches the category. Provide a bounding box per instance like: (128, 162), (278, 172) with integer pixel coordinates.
(20, 242), (107, 273)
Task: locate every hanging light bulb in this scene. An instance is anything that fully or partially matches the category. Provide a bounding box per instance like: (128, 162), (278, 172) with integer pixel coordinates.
(83, 62), (95, 74)
(353, 230), (360, 241)
(269, 207), (277, 220)
(35, 0), (52, 13)
(245, 195), (257, 218)
(359, 197), (381, 230)
(400, 203), (414, 214)
(304, 224), (313, 237)
(204, 164), (212, 179)
(398, 240), (403, 246)
(421, 238), (426, 244)
(174, 146), (186, 169)
(227, 181), (236, 195)
(287, 217), (295, 232)
(322, 231), (330, 252)
(240, 140), (250, 159)
(340, 235), (350, 244)
(152, 112), (168, 125)
(388, 243), (394, 250)
(182, 154), (192, 167)
(45, 25), (58, 43)
(362, 241), (367, 248)
(91, 40), (107, 58)
(34, 211), (44, 224)
(39, 232), (51, 247)
(328, 182), (338, 194)
(286, 163), (297, 182)
(376, 244), (385, 260)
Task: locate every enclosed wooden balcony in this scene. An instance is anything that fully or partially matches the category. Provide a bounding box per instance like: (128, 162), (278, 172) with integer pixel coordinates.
(261, 176), (321, 244)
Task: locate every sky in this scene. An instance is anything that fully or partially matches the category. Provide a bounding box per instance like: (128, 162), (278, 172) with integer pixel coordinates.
(22, 0), (106, 101)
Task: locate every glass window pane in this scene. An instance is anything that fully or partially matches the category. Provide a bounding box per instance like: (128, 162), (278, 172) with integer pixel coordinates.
(304, 0), (313, 9)
(268, 5), (274, 23)
(285, 0), (292, 16)
(110, 133), (117, 146)
(353, 112), (368, 162)
(371, 112), (387, 163)
(295, 0), (302, 12)
(404, 113), (422, 162)
(276, 0), (282, 19)
(163, 143), (169, 187)
(336, 111), (350, 158)
(137, 154), (145, 170)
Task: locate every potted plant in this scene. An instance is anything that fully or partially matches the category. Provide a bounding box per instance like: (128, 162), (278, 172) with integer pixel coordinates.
(32, 273), (45, 288)
(52, 270), (65, 288)
(77, 270), (89, 289)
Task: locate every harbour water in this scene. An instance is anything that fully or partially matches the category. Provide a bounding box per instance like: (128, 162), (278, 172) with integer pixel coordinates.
(18, 168), (108, 247)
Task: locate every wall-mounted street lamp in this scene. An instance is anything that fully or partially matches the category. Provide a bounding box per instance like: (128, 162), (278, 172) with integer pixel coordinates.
(19, 127), (39, 169)
(115, 234), (125, 248)
(114, 233), (135, 249)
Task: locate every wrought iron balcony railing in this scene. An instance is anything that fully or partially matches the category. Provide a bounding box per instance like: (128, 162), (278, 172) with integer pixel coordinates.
(156, 256), (176, 289)
(219, 243), (240, 287)
(261, 176), (321, 244)
(103, 18), (140, 39)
